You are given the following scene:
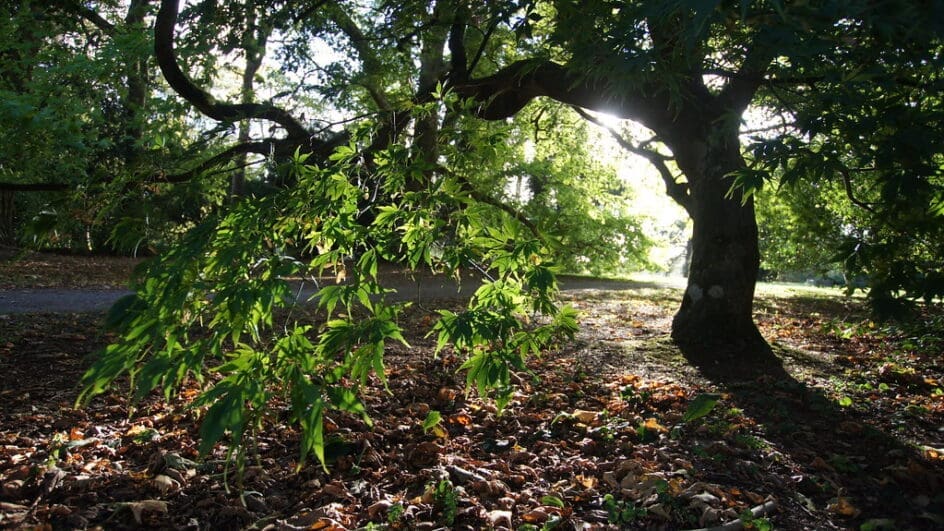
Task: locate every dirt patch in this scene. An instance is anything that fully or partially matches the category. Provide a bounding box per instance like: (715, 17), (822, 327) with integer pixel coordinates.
(0, 249), (140, 289)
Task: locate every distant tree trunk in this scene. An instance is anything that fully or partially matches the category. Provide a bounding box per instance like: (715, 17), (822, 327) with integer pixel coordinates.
(0, 190), (14, 244)
(122, 0), (151, 166)
(668, 127), (764, 347)
(231, 9), (270, 200)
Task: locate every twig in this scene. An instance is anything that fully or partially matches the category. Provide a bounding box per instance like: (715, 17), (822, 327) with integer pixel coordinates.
(571, 106), (692, 214)
(839, 167), (876, 213)
(684, 500), (777, 531)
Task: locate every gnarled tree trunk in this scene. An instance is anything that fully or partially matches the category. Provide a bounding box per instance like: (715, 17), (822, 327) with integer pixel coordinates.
(669, 127), (763, 347)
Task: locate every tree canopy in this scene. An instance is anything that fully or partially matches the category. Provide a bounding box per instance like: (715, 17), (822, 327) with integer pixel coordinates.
(1, 0), (942, 469)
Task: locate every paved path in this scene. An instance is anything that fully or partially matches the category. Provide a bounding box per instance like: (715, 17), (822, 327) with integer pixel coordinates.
(0, 275), (677, 314)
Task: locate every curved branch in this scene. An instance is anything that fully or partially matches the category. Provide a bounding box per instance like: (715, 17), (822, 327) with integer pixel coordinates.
(839, 167), (877, 213)
(52, 1), (116, 33)
(155, 0), (309, 139)
(435, 165), (541, 239)
(456, 59), (672, 129)
(572, 107), (692, 215)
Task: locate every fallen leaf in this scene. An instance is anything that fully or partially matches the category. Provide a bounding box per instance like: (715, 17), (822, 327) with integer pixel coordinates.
(152, 474), (178, 494)
(449, 413), (472, 426)
(120, 499), (168, 524)
(0, 501), (29, 512)
(572, 409), (598, 424)
(644, 418), (668, 433)
(827, 496), (860, 517)
(522, 508), (550, 523)
(574, 474), (597, 489)
(487, 509), (512, 528)
(683, 393), (721, 422)
(811, 456), (835, 472)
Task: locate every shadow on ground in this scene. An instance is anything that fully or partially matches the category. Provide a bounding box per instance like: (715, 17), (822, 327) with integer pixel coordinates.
(679, 341), (944, 529)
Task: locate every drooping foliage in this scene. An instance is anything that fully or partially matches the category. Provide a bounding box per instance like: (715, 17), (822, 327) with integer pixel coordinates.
(80, 118), (579, 469)
(737, 1), (944, 306)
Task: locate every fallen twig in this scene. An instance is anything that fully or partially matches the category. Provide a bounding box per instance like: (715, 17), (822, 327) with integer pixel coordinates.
(684, 500), (777, 531)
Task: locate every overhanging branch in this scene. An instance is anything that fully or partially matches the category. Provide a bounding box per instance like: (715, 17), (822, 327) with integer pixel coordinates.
(154, 141), (273, 184)
(456, 59), (672, 131)
(435, 165), (541, 239)
(0, 142), (275, 192)
(155, 0), (310, 139)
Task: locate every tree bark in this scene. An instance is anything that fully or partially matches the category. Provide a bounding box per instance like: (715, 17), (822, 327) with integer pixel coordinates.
(122, 0), (151, 167)
(0, 190), (14, 244)
(669, 128), (764, 347)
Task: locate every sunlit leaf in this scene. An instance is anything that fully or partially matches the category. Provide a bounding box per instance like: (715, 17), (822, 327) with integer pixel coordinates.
(683, 393), (721, 422)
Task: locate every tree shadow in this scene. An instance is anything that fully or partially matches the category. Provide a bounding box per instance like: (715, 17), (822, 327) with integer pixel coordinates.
(679, 340), (944, 528)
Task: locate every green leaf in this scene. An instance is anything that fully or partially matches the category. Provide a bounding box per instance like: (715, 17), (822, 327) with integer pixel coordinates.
(683, 393), (721, 422)
(197, 385), (245, 456)
(104, 294), (146, 331)
(421, 410), (443, 434)
(541, 495), (565, 508)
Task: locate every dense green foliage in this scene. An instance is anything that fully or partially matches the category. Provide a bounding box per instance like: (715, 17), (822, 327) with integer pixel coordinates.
(737, 1), (944, 305)
(0, 2), (212, 252)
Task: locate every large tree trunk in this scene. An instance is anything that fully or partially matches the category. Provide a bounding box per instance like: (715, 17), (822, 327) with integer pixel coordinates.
(669, 127), (764, 348)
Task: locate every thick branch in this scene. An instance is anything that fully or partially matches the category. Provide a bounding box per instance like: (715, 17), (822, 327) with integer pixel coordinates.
(719, 39), (773, 115)
(456, 60), (672, 130)
(155, 0), (309, 139)
(448, 18), (467, 82)
(572, 107), (692, 215)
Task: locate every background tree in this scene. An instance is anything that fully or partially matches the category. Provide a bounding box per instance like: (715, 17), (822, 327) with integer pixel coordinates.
(0, 0), (229, 252)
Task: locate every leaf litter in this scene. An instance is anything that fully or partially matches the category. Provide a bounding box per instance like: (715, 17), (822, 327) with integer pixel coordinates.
(1, 279), (943, 529)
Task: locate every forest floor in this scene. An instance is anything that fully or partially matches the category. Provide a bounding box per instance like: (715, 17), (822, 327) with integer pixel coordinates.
(1, 253), (943, 530)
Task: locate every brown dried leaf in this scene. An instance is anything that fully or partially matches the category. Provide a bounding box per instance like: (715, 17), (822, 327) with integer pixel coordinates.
(572, 410), (598, 424)
(122, 499), (168, 524)
(522, 508), (550, 523)
(827, 496), (860, 517)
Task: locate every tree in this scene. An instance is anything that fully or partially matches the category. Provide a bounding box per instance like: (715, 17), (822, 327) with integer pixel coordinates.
(65, 0), (943, 467)
(0, 0), (222, 251)
(137, 0), (942, 344)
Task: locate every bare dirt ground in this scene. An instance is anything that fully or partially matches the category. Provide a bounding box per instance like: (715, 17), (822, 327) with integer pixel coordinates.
(1, 252), (943, 530)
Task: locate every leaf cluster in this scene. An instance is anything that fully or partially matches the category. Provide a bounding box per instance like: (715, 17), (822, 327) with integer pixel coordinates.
(78, 119), (580, 472)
